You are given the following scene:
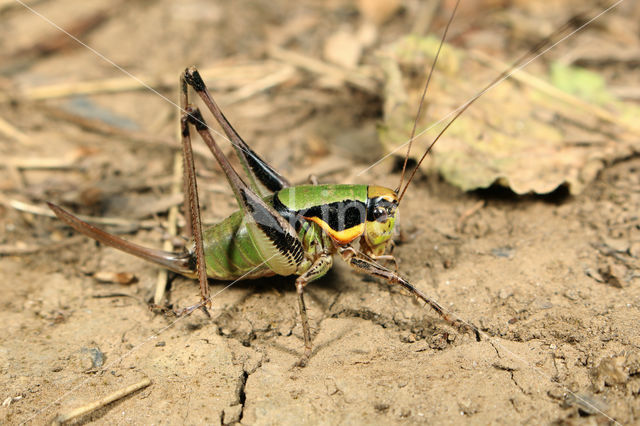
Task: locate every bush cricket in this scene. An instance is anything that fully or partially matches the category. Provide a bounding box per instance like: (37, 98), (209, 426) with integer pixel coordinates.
(47, 0), (615, 366)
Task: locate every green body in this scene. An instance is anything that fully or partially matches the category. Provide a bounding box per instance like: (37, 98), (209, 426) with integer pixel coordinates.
(199, 184), (368, 281)
(201, 209), (272, 280)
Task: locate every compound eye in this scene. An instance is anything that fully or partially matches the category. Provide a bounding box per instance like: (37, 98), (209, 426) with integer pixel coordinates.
(373, 206), (388, 222)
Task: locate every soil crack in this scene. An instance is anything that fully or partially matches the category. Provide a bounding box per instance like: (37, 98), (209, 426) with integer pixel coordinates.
(509, 371), (528, 395)
(227, 352), (264, 425)
(237, 370), (248, 422)
(490, 340), (528, 395)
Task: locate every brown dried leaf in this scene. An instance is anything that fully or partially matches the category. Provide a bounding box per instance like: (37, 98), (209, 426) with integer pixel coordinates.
(377, 35), (640, 195)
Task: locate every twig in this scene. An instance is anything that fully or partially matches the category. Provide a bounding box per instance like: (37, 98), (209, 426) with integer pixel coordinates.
(1, 152), (82, 169)
(9, 8), (110, 60)
(456, 200), (485, 232)
(0, 235), (85, 256)
(92, 293), (147, 307)
(1, 62), (290, 102)
(37, 104), (211, 157)
(154, 152), (183, 305)
(0, 195), (157, 228)
(224, 65), (297, 104)
(51, 377), (151, 425)
(269, 46), (380, 94)
(0, 114), (30, 144)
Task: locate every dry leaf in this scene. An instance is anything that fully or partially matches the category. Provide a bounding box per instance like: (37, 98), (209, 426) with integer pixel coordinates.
(376, 35), (640, 195)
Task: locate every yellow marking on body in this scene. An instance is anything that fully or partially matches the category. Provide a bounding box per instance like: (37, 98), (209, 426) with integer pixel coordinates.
(367, 185), (398, 203)
(305, 217), (365, 244)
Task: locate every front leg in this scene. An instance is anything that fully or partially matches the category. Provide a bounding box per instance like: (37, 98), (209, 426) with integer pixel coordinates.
(295, 254), (333, 367)
(340, 247), (480, 340)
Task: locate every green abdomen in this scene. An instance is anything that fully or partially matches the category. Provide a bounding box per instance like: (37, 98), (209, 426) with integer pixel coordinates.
(200, 210), (274, 280)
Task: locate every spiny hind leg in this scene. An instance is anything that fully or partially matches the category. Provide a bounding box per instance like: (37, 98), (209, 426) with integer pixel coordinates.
(172, 84), (211, 316)
(179, 71), (194, 239)
(294, 254), (333, 367)
(182, 66), (290, 197)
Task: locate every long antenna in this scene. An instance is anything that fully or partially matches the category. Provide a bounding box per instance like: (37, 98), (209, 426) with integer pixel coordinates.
(397, 2), (622, 203)
(396, 0), (460, 194)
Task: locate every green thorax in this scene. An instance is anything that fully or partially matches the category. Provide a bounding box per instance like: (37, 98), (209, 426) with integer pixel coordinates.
(275, 184), (368, 211)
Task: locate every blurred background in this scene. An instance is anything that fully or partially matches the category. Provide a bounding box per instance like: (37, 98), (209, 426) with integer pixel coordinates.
(1, 0), (638, 219)
(1, 1), (640, 424)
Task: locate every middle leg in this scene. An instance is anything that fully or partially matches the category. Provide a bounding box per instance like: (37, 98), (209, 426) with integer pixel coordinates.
(294, 254), (333, 367)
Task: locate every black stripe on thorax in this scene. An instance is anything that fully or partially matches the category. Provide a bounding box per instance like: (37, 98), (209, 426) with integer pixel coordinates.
(273, 195), (367, 232)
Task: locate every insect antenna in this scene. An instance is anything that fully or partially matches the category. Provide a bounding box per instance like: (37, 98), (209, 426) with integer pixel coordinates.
(396, 0), (460, 194)
(396, 4), (618, 203)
